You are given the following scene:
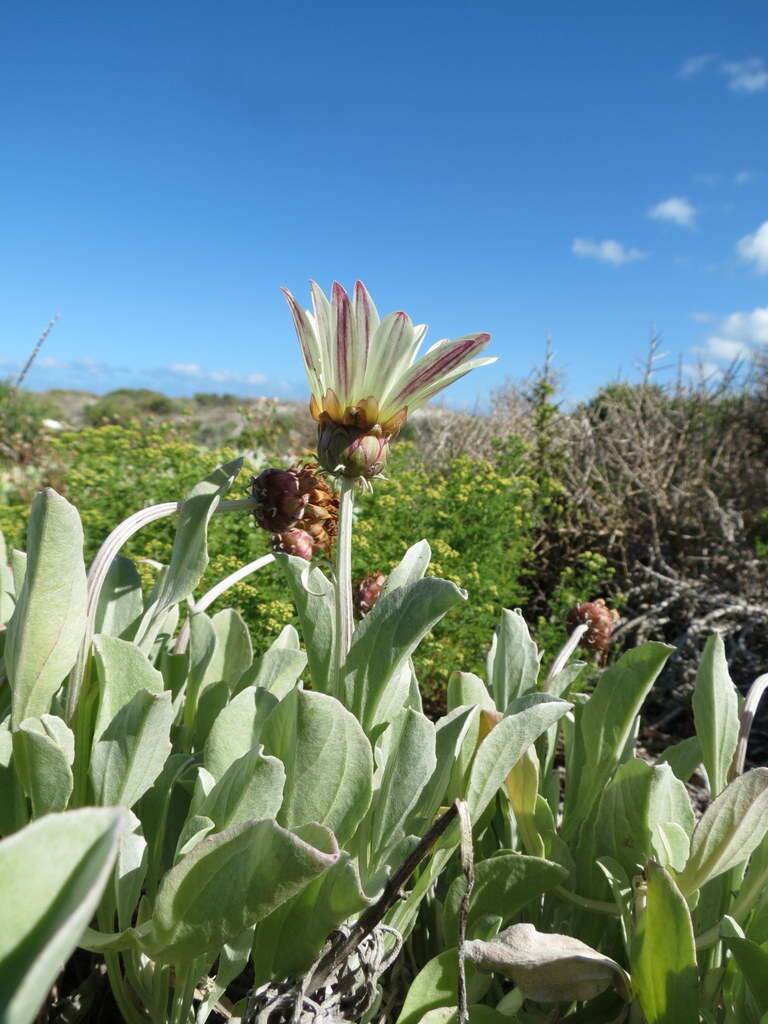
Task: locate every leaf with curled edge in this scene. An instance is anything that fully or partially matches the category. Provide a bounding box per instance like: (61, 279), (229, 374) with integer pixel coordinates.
(463, 923), (631, 1004)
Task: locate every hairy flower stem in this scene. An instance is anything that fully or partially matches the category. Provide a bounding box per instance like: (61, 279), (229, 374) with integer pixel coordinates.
(333, 477), (355, 698)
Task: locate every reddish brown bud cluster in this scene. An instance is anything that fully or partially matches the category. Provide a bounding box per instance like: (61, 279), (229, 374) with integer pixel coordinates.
(250, 463), (339, 561)
(566, 599), (620, 664)
(353, 571), (387, 617)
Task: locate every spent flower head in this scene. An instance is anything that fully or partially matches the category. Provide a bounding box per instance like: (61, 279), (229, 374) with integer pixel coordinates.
(283, 280), (495, 478)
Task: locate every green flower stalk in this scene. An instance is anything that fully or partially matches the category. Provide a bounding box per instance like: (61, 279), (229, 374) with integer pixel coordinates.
(283, 279), (494, 690)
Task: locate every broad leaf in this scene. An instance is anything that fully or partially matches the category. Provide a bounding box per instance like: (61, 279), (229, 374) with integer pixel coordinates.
(278, 555), (335, 694)
(381, 539), (432, 595)
(262, 688), (373, 845)
(197, 747), (285, 831)
(344, 576), (466, 730)
(252, 852), (370, 985)
(0, 807), (123, 1024)
(147, 819), (338, 962)
(678, 768), (768, 894)
(692, 634), (739, 797)
(203, 685), (278, 780)
(489, 608), (540, 711)
(90, 689), (173, 808)
(657, 737), (704, 783)
(564, 642), (673, 833)
(447, 672), (494, 713)
(466, 694), (570, 822)
(91, 634), (164, 742)
(6, 490), (87, 727)
(12, 715), (74, 816)
(94, 555), (143, 640)
(443, 851), (567, 941)
(396, 948), (489, 1024)
(632, 862), (698, 1023)
(241, 633), (307, 698)
(722, 933), (768, 1009)
(205, 608), (253, 688)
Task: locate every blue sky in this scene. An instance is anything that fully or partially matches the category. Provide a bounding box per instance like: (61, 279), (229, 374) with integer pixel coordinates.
(1, 1), (766, 408)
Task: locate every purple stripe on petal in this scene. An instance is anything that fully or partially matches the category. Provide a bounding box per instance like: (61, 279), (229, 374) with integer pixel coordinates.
(332, 281), (351, 397)
(354, 280), (372, 367)
(393, 333), (490, 404)
(281, 287), (318, 375)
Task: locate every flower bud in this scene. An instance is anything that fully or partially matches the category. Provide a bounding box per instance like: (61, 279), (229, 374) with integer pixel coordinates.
(274, 528), (315, 561)
(317, 423), (390, 479)
(250, 468), (309, 533)
(353, 571), (387, 617)
(566, 599), (619, 661)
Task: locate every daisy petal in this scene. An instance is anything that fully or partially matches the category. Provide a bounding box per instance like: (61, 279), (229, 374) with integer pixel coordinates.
(364, 311), (420, 402)
(331, 281), (353, 406)
(281, 288), (324, 399)
(352, 281), (380, 391)
(385, 333), (492, 410)
(400, 356), (498, 412)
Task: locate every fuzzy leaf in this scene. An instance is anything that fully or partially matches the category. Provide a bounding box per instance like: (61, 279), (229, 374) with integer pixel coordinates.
(489, 608), (540, 711)
(7, 490), (87, 727)
(395, 948), (489, 1024)
(94, 555), (143, 640)
(278, 555), (335, 694)
(262, 688), (372, 845)
(692, 634), (739, 797)
(0, 808), (123, 1024)
(12, 715), (74, 816)
(203, 685), (278, 781)
(632, 862), (698, 1023)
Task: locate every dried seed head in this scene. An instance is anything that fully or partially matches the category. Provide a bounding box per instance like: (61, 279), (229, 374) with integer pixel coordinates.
(566, 599), (619, 662)
(353, 571), (387, 617)
(252, 463), (339, 559)
(317, 420), (390, 479)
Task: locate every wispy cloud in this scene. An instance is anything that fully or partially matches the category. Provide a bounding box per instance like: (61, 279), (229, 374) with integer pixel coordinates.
(678, 54), (717, 79)
(571, 237), (647, 265)
(648, 196), (697, 228)
(721, 58), (768, 93)
(692, 305), (768, 369)
(679, 54), (768, 93)
(737, 220), (768, 273)
(734, 170), (755, 185)
(1, 355), (295, 397)
(689, 312), (712, 324)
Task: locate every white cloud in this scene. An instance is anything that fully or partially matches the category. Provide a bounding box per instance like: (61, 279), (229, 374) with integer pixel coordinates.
(168, 362), (202, 376)
(719, 307), (768, 345)
(737, 221), (768, 273)
(721, 58), (768, 93)
(695, 306), (768, 368)
(571, 237), (647, 265)
(734, 170), (754, 185)
(689, 312), (712, 324)
(648, 196), (697, 228)
(167, 363), (267, 385)
(679, 54), (768, 93)
(679, 54), (717, 78)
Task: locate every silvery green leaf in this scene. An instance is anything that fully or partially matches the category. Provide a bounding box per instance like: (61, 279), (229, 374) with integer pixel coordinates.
(464, 923), (631, 1003)
(447, 671), (494, 713)
(632, 862), (698, 1023)
(146, 818), (338, 962)
(94, 555), (143, 640)
(367, 661), (413, 735)
(395, 947), (489, 1024)
(137, 752), (196, 890)
(114, 810), (148, 930)
(692, 634), (739, 797)
(262, 687), (372, 845)
(678, 768), (768, 894)
(10, 548), (27, 596)
(652, 823), (691, 874)
(252, 851), (370, 985)
(657, 736), (704, 783)
(175, 815), (216, 860)
(591, 758), (694, 876)
(185, 610), (217, 709)
(564, 642), (673, 834)
(344, 576), (466, 731)
(192, 680), (230, 750)
(203, 685), (278, 781)
(366, 708), (436, 868)
(278, 554), (335, 694)
(241, 644), (307, 699)
(466, 694), (570, 823)
(381, 539), (432, 595)
(411, 705), (478, 832)
(12, 715), (74, 816)
(91, 634), (164, 742)
(205, 608), (253, 688)
(0, 724), (27, 834)
(721, 931), (768, 1009)
(489, 608), (540, 711)
(6, 490), (87, 727)
(0, 807), (123, 1024)
(442, 851), (567, 942)
(197, 746), (285, 831)
(135, 458), (242, 649)
(90, 689), (173, 809)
